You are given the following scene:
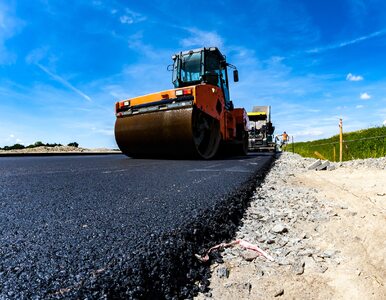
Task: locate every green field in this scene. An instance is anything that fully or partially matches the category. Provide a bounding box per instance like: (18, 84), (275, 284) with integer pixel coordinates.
(287, 126), (386, 161)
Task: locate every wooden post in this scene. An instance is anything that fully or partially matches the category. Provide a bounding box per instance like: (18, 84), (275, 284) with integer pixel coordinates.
(333, 146), (336, 162)
(292, 136), (294, 154)
(339, 119), (343, 162)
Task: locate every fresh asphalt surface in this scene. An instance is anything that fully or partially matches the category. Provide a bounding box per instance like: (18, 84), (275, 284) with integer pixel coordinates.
(0, 153), (273, 298)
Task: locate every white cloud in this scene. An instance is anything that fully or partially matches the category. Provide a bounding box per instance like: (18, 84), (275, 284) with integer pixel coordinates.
(126, 32), (166, 60)
(0, 78), (117, 148)
(383, 120), (386, 126)
(2, 133), (22, 145)
(120, 15), (134, 24)
(180, 28), (224, 48)
(346, 73), (363, 81)
(119, 8), (146, 24)
(25, 48), (93, 102)
(0, 2), (22, 64)
(92, 128), (114, 136)
(360, 92), (371, 100)
(293, 129), (324, 138)
(92, 1), (102, 7)
(307, 29), (386, 53)
(36, 63), (92, 102)
(348, 0), (367, 20)
(26, 47), (49, 64)
(356, 104), (364, 109)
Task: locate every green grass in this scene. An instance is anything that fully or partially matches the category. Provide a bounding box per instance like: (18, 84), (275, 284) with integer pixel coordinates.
(287, 126), (386, 161)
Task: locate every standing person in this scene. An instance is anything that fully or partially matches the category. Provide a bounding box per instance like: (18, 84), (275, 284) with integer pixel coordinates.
(280, 131), (288, 147)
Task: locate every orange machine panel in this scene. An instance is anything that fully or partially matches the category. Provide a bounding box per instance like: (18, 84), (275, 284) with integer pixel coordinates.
(223, 110), (236, 141)
(118, 87), (191, 108)
(194, 84), (224, 121)
(194, 84), (231, 140)
(232, 108), (249, 131)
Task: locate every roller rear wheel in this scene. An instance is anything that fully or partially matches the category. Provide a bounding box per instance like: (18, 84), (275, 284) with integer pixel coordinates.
(237, 131), (249, 155)
(192, 109), (221, 159)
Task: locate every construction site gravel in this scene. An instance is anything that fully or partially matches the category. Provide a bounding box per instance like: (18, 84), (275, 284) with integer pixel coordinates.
(197, 152), (386, 299)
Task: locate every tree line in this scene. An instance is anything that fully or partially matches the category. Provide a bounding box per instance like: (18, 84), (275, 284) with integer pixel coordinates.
(0, 141), (79, 150)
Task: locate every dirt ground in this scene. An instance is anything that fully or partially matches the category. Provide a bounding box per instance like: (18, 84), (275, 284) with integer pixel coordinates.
(197, 165), (386, 299)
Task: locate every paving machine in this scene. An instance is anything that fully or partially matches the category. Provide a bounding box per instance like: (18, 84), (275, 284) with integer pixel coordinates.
(248, 106), (276, 152)
(114, 47), (249, 159)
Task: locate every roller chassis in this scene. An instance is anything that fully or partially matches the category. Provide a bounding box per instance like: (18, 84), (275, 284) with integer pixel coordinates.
(114, 47), (248, 159)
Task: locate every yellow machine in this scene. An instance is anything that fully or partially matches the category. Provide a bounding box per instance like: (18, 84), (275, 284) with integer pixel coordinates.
(248, 106), (276, 152)
(114, 47), (249, 159)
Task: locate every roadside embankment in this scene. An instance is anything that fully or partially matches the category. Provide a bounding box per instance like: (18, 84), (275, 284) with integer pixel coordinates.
(197, 152), (386, 299)
(0, 146), (121, 156)
(289, 126), (386, 161)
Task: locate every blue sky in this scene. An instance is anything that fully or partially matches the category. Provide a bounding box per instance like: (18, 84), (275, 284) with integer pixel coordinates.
(1, 0), (386, 148)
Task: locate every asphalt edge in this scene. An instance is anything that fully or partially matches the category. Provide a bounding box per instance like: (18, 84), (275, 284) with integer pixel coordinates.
(90, 154), (276, 299)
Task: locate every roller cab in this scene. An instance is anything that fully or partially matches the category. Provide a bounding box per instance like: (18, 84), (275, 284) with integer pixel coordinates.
(114, 47), (248, 159)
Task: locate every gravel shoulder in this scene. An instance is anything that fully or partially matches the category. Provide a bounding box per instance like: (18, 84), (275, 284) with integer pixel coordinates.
(197, 152), (386, 299)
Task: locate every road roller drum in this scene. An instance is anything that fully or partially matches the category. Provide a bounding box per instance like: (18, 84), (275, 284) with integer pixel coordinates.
(115, 107), (221, 158)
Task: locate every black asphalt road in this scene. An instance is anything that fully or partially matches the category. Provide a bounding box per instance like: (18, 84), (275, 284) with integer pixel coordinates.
(0, 154), (273, 299)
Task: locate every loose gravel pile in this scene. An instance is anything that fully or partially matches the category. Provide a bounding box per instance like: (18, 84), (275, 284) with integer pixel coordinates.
(198, 152), (386, 299)
(340, 156), (386, 169)
(220, 152), (336, 277)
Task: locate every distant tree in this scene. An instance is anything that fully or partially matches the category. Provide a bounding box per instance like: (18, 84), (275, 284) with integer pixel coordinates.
(6, 143), (25, 150)
(33, 141), (44, 147)
(67, 142), (79, 148)
(46, 143), (62, 147)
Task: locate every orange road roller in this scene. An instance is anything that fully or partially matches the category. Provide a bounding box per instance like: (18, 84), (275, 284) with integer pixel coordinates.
(114, 47), (249, 159)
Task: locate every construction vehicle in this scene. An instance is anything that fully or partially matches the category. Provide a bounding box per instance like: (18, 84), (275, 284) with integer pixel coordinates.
(114, 47), (249, 159)
(248, 106), (276, 152)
